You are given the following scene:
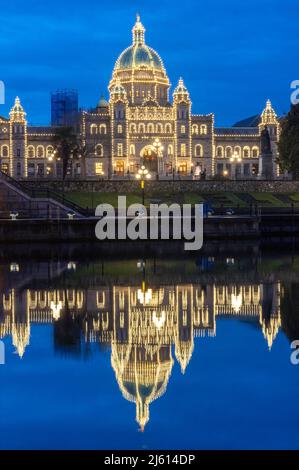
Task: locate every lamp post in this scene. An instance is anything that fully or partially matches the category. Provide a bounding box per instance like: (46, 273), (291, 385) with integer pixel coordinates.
(230, 151), (242, 180)
(136, 165), (151, 205)
(152, 138), (164, 175)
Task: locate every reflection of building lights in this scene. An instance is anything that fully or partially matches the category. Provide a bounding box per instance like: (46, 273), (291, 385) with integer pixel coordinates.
(10, 263), (20, 272)
(50, 301), (63, 321)
(226, 258), (235, 265)
(67, 262), (76, 270)
(231, 293), (242, 313)
(152, 310), (166, 329)
(137, 287), (152, 305)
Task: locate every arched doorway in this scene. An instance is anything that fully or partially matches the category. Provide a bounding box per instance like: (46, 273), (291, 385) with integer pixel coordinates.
(140, 146), (158, 173)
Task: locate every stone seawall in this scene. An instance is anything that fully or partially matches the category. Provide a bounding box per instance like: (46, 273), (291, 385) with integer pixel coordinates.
(21, 179), (299, 194)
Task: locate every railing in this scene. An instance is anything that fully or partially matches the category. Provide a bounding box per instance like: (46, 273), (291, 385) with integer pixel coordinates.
(0, 171), (89, 216)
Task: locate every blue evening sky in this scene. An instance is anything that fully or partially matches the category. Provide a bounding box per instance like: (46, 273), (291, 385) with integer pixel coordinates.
(0, 0), (297, 126)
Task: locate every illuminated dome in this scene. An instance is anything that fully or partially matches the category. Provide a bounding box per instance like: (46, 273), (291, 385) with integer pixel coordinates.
(109, 14), (170, 106)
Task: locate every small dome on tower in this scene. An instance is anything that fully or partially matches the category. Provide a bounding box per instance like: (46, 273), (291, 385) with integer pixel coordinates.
(260, 99), (278, 126)
(97, 95), (109, 108)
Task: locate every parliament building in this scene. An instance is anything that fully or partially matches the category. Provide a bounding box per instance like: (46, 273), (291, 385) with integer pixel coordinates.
(0, 15), (281, 180)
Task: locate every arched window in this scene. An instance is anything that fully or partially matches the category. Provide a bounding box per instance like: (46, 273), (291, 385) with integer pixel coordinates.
(130, 144), (135, 156)
(36, 146), (45, 158)
(252, 147), (259, 158)
(195, 144), (203, 157)
(117, 124), (123, 134)
(117, 143), (123, 156)
(181, 125), (186, 134)
(139, 123), (145, 133)
(216, 146), (224, 158)
(130, 123), (136, 133)
(156, 123), (163, 133)
(168, 144), (173, 156)
(90, 124), (97, 135)
(1, 145), (9, 158)
(200, 124), (207, 135)
(226, 147), (232, 158)
(95, 144), (103, 157)
(234, 146), (241, 157)
(243, 146), (250, 158)
(147, 123), (154, 133)
(192, 124), (198, 135)
(46, 146), (54, 158)
(99, 124), (107, 134)
(165, 123), (172, 134)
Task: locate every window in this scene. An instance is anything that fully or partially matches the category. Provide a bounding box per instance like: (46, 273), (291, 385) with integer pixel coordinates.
(195, 144), (203, 157)
(90, 124), (97, 135)
(147, 123), (154, 133)
(117, 124), (123, 134)
(226, 147), (232, 158)
(17, 149), (21, 157)
(165, 123), (172, 133)
(130, 144), (135, 156)
(181, 144), (186, 157)
(200, 124), (207, 135)
(192, 124), (198, 135)
(1, 145), (9, 157)
(36, 146), (44, 158)
(243, 147), (250, 158)
(46, 146), (54, 158)
(17, 162), (21, 177)
(1, 163), (8, 174)
(115, 161), (124, 175)
(28, 163), (35, 176)
(95, 144), (103, 157)
(99, 124), (107, 134)
(117, 143), (123, 157)
(216, 146), (224, 158)
(234, 146), (241, 157)
(130, 123), (136, 133)
(156, 123), (163, 133)
(168, 144), (173, 156)
(138, 123), (145, 133)
(181, 125), (186, 134)
(252, 147), (259, 158)
(27, 146), (35, 158)
(95, 162), (104, 175)
(178, 163), (187, 175)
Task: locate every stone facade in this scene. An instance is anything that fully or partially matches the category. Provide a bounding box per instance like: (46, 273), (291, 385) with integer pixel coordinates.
(0, 16), (281, 181)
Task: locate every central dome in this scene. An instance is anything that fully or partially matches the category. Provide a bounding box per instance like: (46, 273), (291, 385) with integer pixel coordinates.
(114, 14), (165, 72)
(109, 15), (170, 106)
(115, 45), (163, 71)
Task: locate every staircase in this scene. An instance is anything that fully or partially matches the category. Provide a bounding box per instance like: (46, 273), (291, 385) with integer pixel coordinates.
(0, 171), (88, 219)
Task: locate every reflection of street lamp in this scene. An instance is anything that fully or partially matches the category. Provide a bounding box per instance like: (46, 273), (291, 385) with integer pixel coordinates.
(223, 169), (228, 177)
(230, 151), (242, 179)
(136, 165), (151, 205)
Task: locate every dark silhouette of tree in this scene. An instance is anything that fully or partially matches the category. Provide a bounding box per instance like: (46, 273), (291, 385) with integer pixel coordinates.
(52, 127), (88, 180)
(277, 104), (299, 179)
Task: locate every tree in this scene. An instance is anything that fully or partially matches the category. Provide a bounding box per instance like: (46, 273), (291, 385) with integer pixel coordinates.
(52, 127), (87, 180)
(277, 103), (299, 179)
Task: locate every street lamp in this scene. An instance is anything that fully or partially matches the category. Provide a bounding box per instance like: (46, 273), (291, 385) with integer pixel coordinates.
(152, 138), (164, 156)
(136, 165), (151, 205)
(230, 151), (242, 179)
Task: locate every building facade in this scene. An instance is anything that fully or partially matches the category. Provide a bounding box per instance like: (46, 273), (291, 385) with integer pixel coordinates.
(0, 15), (281, 180)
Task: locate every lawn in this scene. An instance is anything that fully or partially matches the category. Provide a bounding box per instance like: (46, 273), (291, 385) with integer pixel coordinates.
(64, 190), (299, 209)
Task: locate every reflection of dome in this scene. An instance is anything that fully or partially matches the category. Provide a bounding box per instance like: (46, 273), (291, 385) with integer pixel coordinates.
(111, 343), (173, 431)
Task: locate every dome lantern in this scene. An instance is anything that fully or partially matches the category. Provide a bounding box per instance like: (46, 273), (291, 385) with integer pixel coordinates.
(132, 13), (145, 46)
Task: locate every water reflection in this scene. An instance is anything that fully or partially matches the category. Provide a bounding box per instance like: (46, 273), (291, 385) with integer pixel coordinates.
(0, 256), (284, 431)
